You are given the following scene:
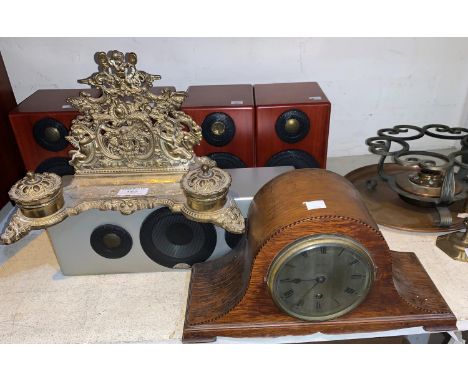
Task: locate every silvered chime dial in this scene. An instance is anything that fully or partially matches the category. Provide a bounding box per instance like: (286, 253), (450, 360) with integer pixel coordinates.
(267, 234), (375, 321)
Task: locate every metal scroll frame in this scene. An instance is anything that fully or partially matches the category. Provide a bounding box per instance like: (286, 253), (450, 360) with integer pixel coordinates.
(365, 124), (468, 228)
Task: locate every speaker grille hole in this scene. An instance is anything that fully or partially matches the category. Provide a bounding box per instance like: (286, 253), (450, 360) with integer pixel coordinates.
(201, 113), (236, 146)
(102, 233), (122, 249)
(140, 208), (217, 268)
(225, 230), (244, 249)
(275, 109), (310, 143)
(90, 224), (133, 259)
(208, 153), (246, 169)
(35, 157), (75, 176)
(166, 222), (194, 246)
(265, 150), (320, 169)
(33, 118), (69, 151)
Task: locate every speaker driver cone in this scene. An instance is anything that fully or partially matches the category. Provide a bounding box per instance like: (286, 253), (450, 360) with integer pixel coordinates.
(140, 208), (217, 268)
(35, 157), (75, 176)
(201, 112), (236, 146)
(266, 150), (320, 169)
(33, 117), (69, 151)
(90, 224), (133, 259)
(208, 153), (246, 169)
(275, 109), (310, 143)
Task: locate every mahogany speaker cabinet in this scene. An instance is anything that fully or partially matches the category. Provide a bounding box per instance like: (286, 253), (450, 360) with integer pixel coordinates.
(182, 84), (255, 168)
(254, 82), (331, 169)
(9, 87), (175, 176)
(0, 53), (25, 207)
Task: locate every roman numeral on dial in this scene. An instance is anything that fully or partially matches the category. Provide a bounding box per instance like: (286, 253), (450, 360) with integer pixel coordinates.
(283, 289), (294, 298)
(345, 287), (356, 294)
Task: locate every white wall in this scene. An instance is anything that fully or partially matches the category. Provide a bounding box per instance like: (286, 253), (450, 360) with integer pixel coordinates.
(1, 37), (468, 157)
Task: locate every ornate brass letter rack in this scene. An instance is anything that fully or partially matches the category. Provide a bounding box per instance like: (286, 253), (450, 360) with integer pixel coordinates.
(1, 51), (244, 245)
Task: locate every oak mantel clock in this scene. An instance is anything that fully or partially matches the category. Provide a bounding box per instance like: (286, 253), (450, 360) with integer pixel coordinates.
(183, 169), (456, 343)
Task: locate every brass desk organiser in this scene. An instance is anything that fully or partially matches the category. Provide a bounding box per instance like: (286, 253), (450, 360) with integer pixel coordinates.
(1, 51), (244, 245)
(346, 125), (468, 232)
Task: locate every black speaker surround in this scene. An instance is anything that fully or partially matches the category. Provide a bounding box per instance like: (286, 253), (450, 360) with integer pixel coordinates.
(208, 152), (246, 169)
(201, 112), (236, 147)
(275, 109), (310, 144)
(35, 157), (75, 176)
(265, 149), (320, 169)
(224, 227), (245, 249)
(90, 224), (133, 259)
(139, 208), (218, 268)
(32, 117), (69, 151)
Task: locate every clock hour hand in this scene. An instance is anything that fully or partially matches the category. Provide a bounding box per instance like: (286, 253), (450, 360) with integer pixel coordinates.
(297, 275), (327, 302)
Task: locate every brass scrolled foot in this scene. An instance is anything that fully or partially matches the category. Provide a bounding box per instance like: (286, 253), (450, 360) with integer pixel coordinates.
(181, 199), (245, 234)
(1, 212), (33, 244)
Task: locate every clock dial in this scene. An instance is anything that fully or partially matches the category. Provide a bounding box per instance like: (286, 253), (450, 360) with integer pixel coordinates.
(267, 235), (374, 321)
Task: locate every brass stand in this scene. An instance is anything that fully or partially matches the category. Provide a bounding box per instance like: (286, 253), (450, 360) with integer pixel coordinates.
(0, 51), (245, 245)
(436, 219), (468, 262)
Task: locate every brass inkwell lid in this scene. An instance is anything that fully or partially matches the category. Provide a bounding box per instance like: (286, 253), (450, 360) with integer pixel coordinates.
(346, 125), (468, 232)
(182, 157), (232, 211)
(1, 50), (245, 244)
(9, 172), (64, 218)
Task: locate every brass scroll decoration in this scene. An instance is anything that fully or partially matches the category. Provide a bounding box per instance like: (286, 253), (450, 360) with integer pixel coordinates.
(66, 51), (202, 175)
(0, 51), (245, 245)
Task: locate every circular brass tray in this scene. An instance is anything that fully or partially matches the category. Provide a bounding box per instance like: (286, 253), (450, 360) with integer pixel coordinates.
(345, 164), (465, 232)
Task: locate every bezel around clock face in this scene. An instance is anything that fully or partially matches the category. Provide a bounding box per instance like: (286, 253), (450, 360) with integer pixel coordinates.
(267, 234), (375, 322)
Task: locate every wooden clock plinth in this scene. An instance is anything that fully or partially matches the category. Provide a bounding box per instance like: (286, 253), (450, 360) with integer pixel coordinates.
(183, 169), (456, 343)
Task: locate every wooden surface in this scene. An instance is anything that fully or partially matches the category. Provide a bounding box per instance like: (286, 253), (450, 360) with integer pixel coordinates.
(11, 89), (99, 113)
(254, 83), (331, 168)
(9, 87), (175, 172)
(0, 53), (25, 206)
(183, 84), (254, 108)
(345, 164), (465, 232)
(391, 250), (453, 314)
(12, 87), (174, 113)
(183, 169), (456, 342)
(254, 82), (330, 106)
(182, 85), (256, 167)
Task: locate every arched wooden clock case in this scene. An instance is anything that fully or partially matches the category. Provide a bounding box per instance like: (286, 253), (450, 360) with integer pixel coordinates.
(183, 169), (456, 343)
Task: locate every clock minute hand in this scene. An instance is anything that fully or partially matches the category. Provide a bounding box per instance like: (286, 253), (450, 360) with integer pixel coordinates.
(280, 278), (322, 284)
